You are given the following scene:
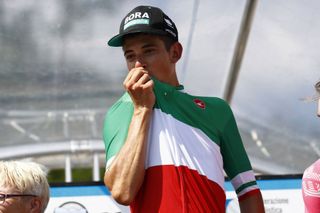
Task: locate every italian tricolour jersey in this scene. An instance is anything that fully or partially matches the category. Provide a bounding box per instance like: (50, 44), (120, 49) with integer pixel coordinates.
(103, 79), (260, 213)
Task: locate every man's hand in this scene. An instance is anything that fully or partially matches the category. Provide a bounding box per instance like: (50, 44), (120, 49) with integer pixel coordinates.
(239, 190), (265, 213)
(105, 61), (154, 205)
(123, 61), (155, 110)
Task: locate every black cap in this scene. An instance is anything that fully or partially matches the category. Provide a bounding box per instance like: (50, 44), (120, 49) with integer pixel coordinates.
(108, 5), (178, 47)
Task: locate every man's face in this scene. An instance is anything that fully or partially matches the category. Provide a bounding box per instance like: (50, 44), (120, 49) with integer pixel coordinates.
(122, 34), (179, 86)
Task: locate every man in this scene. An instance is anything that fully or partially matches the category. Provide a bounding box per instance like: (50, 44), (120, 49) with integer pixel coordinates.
(0, 161), (50, 213)
(302, 80), (320, 213)
(103, 5), (265, 212)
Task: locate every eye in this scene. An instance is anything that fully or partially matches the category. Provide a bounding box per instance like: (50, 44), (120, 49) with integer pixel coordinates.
(144, 48), (156, 55)
(125, 54), (135, 62)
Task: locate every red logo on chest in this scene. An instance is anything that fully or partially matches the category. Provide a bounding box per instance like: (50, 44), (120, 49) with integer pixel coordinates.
(193, 99), (206, 109)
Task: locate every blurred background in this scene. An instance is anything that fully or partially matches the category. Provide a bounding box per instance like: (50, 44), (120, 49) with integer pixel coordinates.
(0, 0), (319, 183)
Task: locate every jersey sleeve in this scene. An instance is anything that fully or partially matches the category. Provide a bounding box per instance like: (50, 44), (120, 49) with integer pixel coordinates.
(103, 93), (133, 167)
(220, 104), (260, 199)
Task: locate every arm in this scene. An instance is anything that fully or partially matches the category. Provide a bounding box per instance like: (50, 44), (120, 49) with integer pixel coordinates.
(219, 102), (265, 212)
(239, 190), (265, 213)
(104, 62), (155, 205)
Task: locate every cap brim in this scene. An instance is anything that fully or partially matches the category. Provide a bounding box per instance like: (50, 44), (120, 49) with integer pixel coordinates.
(107, 29), (170, 47)
(107, 34), (124, 47)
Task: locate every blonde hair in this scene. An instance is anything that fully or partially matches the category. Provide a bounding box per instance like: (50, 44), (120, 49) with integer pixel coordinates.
(0, 161), (50, 212)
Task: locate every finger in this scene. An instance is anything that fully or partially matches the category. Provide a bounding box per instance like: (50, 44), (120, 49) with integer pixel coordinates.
(123, 70), (134, 89)
(124, 65), (143, 82)
(124, 69), (148, 90)
(141, 78), (154, 90)
(131, 73), (152, 90)
(129, 69), (146, 85)
(136, 73), (151, 85)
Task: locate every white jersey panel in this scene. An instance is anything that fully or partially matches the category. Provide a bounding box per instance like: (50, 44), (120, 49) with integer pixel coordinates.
(146, 108), (225, 188)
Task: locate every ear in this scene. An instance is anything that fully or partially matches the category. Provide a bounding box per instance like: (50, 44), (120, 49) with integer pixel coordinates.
(170, 42), (183, 63)
(29, 197), (42, 213)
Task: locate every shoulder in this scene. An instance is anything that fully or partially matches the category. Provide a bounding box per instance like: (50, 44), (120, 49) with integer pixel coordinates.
(106, 92), (133, 115)
(103, 92), (133, 138)
(177, 91), (234, 119)
(204, 96), (230, 108)
(104, 92), (134, 128)
(184, 92), (232, 114)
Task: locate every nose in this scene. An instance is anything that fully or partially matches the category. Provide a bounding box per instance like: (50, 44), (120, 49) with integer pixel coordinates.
(135, 61), (143, 68)
(134, 60), (146, 69)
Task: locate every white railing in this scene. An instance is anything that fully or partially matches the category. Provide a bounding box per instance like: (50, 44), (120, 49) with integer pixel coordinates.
(1, 108), (107, 182)
(0, 140), (106, 182)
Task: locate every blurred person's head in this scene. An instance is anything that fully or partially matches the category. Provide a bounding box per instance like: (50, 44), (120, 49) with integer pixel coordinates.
(0, 161), (50, 213)
(315, 80), (320, 117)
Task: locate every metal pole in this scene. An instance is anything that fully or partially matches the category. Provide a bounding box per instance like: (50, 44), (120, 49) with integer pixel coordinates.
(63, 112), (69, 138)
(65, 154), (72, 182)
(93, 152), (100, 181)
(223, 0), (258, 103)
